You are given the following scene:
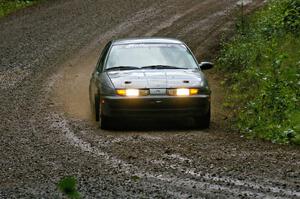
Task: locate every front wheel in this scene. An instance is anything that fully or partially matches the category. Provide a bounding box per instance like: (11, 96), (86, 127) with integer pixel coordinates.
(100, 115), (112, 130)
(94, 95), (100, 122)
(195, 108), (211, 129)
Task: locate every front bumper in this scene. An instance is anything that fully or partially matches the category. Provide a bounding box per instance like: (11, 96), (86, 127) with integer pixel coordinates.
(101, 95), (210, 118)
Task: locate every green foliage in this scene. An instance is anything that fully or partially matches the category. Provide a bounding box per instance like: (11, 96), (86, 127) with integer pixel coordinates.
(58, 176), (81, 199)
(0, 0), (39, 17)
(218, 0), (300, 145)
(131, 175), (141, 181)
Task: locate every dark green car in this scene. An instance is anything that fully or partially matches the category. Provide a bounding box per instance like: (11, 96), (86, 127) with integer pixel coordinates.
(89, 38), (213, 129)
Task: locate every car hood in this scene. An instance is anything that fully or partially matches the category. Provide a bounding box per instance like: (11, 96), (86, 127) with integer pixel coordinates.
(107, 69), (205, 89)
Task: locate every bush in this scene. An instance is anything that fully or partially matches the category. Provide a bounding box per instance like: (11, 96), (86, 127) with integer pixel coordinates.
(218, 0), (300, 145)
(58, 176), (80, 199)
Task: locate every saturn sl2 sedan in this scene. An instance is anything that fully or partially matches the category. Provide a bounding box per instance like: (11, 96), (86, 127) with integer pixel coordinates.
(89, 38), (213, 129)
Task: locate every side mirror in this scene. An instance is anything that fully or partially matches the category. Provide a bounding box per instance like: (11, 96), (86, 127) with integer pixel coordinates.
(199, 62), (213, 70)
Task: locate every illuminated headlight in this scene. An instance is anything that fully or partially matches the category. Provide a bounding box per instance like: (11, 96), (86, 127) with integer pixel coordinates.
(168, 88), (199, 96)
(116, 89), (149, 96)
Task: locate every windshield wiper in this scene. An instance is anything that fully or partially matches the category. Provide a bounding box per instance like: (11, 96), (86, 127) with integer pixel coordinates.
(141, 65), (187, 69)
(105, 66), (141, 71)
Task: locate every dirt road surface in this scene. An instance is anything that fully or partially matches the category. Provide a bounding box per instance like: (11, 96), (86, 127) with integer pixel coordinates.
(0, 0), (299, 198)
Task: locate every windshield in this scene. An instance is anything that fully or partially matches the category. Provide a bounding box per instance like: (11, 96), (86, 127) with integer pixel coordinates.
(105, 43), (198, 69)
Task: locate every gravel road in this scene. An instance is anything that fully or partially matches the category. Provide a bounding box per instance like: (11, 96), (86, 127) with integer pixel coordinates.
(0, 0), (299, 198)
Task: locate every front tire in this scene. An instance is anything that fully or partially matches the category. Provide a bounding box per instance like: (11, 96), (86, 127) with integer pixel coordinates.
(195, 108), (211, 129)
(100, 115), (112, 130)
(96, 97), (112, 130)
(94, 95), (100, 121)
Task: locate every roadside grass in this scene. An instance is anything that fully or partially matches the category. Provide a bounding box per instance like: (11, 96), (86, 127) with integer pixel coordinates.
(217, 0), (300, 145)
(0, 0), (40, 17)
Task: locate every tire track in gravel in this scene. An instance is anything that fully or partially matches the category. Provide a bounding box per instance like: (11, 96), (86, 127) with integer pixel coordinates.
(147, 0), (235, 38)
(47, 0), (300, 198)
(48, 113), (300, 198)
(144, 0), (222, 37)
(46, 114), (299, 198)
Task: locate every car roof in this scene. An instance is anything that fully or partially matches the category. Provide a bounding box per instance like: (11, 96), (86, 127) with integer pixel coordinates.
(112, 37), (184, 45)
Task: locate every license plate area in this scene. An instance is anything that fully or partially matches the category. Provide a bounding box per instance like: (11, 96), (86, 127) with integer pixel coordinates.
(150, 88), (166, 95)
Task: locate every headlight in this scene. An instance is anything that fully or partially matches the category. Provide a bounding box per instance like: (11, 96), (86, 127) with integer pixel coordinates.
(167, 88), (199, 96)
(116, 89), (149, 96)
